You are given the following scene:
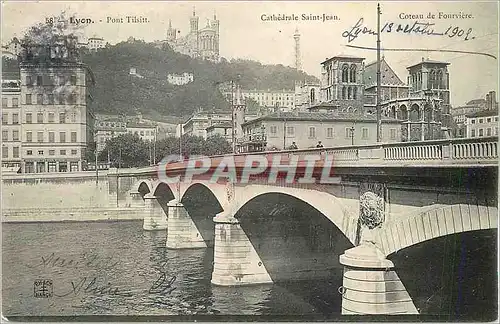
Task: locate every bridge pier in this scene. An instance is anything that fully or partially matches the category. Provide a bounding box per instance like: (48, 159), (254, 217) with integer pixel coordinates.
(211, 212), (272, 286)
(142, 193), (168, 231)
(166, 199), (208, 249)
(128, 190), (145, 208)
(339, 243), (418, 315)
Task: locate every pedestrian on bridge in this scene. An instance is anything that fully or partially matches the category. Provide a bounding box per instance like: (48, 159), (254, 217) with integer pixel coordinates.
(316, 141), (324, 148)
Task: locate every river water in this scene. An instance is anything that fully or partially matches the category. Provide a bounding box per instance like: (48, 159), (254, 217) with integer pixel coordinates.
(2, 220), (497, 321)
(2, 220), (343, 320)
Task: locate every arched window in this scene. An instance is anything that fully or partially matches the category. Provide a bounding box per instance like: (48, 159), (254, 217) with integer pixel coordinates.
(429, 70), (436, 89)
(350, 65), (357, 83)
(437, 70), (443, 89)
(341, 64), (349, 82)
(310, 88), (315, 103)
(348, 87), (352, 99)
(353, 87), (357, 99)
(342, 87), (346, 99)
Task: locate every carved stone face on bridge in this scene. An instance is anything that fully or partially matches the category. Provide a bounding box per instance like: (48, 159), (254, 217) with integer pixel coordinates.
(359, 191), (384, 229)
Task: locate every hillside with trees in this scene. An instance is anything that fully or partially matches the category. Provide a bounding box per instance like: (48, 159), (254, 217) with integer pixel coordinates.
(3, 38), (318, 119)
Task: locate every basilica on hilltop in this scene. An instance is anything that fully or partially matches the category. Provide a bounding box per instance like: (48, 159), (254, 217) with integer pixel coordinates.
(157, 8), (220, 62)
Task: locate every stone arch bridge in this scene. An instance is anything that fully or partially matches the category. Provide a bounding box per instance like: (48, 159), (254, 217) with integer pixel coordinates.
(106, 137), (497, 315)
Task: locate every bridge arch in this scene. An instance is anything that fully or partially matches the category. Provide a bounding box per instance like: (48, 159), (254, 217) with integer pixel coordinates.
(233, 185), (359, 244)
(228, 187), (356, 283)
(379, 203), (498, 256)
(132, 179), (153, 197)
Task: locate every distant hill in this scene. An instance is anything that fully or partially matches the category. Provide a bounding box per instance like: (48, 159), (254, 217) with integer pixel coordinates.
(2, 40), (319, 118)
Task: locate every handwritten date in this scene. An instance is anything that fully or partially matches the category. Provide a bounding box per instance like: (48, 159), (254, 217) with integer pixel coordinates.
(342, 18), (475, 43)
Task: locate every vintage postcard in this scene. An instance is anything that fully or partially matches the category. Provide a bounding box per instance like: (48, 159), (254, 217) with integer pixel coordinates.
(1, 0), (498, 322)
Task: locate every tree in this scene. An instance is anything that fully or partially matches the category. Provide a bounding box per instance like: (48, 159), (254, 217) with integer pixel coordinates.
(204, 135), (232, 156)
(99, 133), (149, 168)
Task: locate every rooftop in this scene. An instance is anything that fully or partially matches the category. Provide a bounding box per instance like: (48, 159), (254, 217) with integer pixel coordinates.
(126, 122), (157, 129)
(466, 108), (498, 118)
(242, 111), (400, 126)
(321, 55), (365, 65)
(364, 57), (406, 87)
(407, 58), (450, 69)
(206, 122), (233, 130)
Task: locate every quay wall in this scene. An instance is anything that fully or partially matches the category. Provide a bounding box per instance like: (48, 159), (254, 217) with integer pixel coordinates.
(1, 172), (137, 222)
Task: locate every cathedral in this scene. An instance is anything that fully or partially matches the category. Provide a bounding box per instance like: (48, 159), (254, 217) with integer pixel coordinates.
(163, 8), (220, 62)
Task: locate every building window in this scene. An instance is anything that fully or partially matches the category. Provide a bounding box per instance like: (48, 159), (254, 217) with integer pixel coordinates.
(26, 75), (33, 86)
(37, 131), (44, 142)
(26, 113), (32, 124)
(12, 98), (18, 107)
(13, 147), (19, 158)
(350, 65), (357, 83)
(12, 113), (18, 124)
(140, 131), (145, 136)
(26, 132), (32, 142)
(326, 127), (334, 138)
(390, 128), (396, 140)
(48, 161), (56, 172)
(487, 128), (492, 136)
(487, 118), (492, 123)
(495, 127), (499, 135)
(36, 75), (43, 86)
(48, 94), (54, 105)
(71, 132), (77, 142)
(26, 150), (33, 156)
(68, 93), (76, 104)
(348, 87), (352, 99)
(49, 150), (55, 156)
(362, 128), (369, 139)
(286, 126), (295, 136)
(12, 130), (19, 141)
(38, 150), (44, 155)
(70, 161), (79, 171)
(309, 126), (316, 138)
(60, 149), (66, 155)
(2, 147), (8, 158)
(37, 93), (43, 105)
(59, 161), (67, 172)
(341, 64), (349, 82)
(70, 75), (77, 85)
(59, 76), (65, 86)
(59, 112), (66, 123)
(2, 130), (8, 141)
(479, 118), (484, 123)
(60, 132), (66, 143)
(37, 112), (43, 123)
(479, 129), (484, 137)
(71, 149), (77, 155)
(2, 98), (7, 107)
(342, 87), (346, 99)
(2, 113), (7, 124)
(26, 94), (32, 105)
(49, 132), (55, 143)
(270, 126), (277, 135)
(495, 117), (498, 122)
(471, 119), (476, 124)
(471, 129), (476, 137)
(71, 112), (77, 122)
(48, 112), (54, 123)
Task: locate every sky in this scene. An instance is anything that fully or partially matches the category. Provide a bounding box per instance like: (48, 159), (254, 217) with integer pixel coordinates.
(2, 1), (499, 107)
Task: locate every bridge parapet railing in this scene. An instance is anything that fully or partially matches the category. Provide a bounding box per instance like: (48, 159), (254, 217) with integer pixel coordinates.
(451, 140), (498, 160)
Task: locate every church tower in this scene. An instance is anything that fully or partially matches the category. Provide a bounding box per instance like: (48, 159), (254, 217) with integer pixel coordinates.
(190, 7), (199, 34)
(212, 12), (220, 57)
(166, 20), (177, 41)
